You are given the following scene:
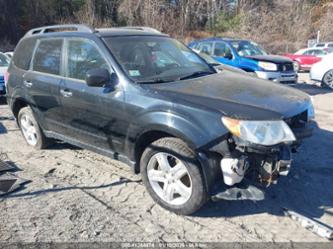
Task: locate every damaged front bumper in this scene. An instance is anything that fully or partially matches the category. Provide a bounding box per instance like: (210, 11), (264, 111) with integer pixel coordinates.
(207, 121), (313, 202)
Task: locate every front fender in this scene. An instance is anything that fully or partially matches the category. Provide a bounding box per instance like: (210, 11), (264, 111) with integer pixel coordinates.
(140, 111), (207, 147)
(238, 57), (261, 72)
(125, 109), (228, 161)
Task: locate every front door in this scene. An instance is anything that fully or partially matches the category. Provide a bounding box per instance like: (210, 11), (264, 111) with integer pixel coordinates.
(212, 42), (236, 67)
(60, 38), (125, 152)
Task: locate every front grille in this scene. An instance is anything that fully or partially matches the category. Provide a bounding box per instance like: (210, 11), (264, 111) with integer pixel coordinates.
(278, 63), (294, 72)
(0, 76), (5, 93)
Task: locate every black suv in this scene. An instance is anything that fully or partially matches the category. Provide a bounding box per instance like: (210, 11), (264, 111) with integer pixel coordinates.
(7, 25), (314, 215)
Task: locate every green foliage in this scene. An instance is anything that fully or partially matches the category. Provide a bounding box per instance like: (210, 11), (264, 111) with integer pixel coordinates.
(211, 11), (241, 33)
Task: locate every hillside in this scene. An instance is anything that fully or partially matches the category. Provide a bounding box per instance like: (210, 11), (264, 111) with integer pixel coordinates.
(0, 0), (332, 53)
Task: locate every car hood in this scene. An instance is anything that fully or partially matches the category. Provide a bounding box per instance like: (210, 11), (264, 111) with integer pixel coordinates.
(146, 71), (310, 120)
(245, 55), (293, 64)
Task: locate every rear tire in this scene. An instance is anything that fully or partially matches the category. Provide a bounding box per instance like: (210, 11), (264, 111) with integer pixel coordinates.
(322, 69), (333, 89)
(140, 137), (208, 215)
(18, 106), (52, 149)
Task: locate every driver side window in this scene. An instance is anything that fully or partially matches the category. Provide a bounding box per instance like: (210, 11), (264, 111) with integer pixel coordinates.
(214, 42), (233, 59)
(312, 50), (324, 56)
(66, 39), (111, 81)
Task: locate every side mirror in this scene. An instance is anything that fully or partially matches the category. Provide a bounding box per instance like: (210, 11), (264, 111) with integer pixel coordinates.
(86, 68), (111, 87)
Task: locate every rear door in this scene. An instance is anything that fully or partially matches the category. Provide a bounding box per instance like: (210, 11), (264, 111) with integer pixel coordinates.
(60, 37), (125, 151)
(23, 38), (65, 133)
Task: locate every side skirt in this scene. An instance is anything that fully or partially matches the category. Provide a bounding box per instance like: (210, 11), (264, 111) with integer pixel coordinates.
(43, 130), (136, 172)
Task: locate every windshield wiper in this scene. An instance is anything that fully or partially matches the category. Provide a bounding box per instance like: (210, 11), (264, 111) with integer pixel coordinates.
(135, 78), (172, 84)
(178, 71), (214, 81)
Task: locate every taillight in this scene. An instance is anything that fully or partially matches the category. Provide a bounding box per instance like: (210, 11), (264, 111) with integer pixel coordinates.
(4, 71), (9, 86)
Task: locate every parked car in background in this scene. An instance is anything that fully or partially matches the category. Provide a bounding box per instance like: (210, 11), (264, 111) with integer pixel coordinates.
(7, 25), (314, 215)
(196, 52), (248, 75)
(284, 48), (328, 72)
(5, 52), (14, 59)
(0, 52), (10, 95)
(310, 53), (333, 89)
(313, 42), (333, 53)
(189, 38), (297, 83)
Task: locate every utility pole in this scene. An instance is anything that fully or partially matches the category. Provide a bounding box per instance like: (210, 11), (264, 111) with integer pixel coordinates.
(317, 30), (320, 43)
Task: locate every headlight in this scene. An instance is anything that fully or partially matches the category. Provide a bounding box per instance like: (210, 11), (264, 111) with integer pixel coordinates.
(308, 97), (315, 120)
(258, 61), (277, 71)
(222, 117), (296, 146)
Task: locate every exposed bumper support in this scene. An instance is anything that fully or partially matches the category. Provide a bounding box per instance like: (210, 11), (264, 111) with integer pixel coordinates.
(212, 182), (265, 201)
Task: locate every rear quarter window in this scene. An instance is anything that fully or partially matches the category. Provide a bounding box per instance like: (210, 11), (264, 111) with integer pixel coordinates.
(12, 37), (37, 70)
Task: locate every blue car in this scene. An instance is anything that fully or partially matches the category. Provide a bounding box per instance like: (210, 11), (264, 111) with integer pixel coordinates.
(0, 52), (10, 95)
(188, 38), (297, 83)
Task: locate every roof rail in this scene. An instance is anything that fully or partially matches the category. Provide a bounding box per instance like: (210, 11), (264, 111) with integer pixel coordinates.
(118, 26), (162, 34)
(24, 24), (95, 37)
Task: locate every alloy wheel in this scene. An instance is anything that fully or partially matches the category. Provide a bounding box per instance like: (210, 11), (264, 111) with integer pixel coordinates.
(323, 70), (333, 89)
(20, 114), (38, 146)
(147, 152), (192, 205)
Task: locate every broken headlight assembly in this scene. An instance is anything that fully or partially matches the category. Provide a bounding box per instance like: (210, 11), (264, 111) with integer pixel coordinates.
(222, 117), (296, 146)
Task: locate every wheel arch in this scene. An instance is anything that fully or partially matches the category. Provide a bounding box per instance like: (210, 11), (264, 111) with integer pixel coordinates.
(133, 126), (198, 174)
(134, 128), (221, 194)
(11, 97), (29, 122)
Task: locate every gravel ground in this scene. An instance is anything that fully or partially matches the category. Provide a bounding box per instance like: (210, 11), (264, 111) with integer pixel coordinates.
(0, 73), (332, 243)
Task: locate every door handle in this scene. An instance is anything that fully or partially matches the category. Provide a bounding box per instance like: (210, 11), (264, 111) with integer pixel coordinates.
(23, 80), (33, 88)
(60, 89), (73, 97)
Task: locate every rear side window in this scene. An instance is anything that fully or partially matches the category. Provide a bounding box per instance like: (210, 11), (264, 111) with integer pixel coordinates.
(198, 42), (213, 55)
(32, 39), (63, 75)
(12, 38), (37, 70)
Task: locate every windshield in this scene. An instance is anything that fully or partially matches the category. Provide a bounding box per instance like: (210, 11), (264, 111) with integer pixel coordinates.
(0, 53), (10, 67)
(230, 40), (267, 57)
(104, 36), (214, 83)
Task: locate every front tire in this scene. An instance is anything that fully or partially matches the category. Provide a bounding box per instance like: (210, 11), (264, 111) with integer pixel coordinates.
(322, 69), (333, 89)
(140, 137), (208, 215)
(18, 106), (51, 149)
